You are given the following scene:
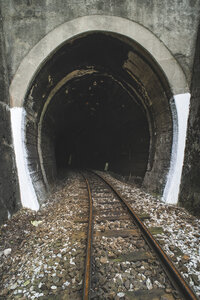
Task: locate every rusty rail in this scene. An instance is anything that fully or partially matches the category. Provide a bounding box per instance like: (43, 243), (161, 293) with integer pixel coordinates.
(92, 170), (198, 300)
(82, 174), (93, 300)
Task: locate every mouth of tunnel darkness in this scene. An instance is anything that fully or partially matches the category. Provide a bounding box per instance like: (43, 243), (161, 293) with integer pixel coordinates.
(24, 31), (173, 200)
(50, 74), (150, 178)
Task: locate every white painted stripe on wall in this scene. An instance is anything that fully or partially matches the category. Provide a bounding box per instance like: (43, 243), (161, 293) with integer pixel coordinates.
(10, 107), (39, 211)
(162, 93), (190, 204)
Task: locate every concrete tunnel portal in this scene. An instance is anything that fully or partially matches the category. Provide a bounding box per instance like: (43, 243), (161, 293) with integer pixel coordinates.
(21, 31), (174, 203)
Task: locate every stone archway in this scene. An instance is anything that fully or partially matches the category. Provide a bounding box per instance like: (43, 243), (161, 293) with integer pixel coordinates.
(9, 15), (189, 209)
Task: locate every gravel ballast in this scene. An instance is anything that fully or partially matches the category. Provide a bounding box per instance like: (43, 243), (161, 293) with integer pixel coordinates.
(0, 171), (199, 299)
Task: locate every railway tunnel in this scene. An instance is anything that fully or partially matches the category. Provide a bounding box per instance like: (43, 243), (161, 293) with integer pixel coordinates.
(23, 31), (173, 201)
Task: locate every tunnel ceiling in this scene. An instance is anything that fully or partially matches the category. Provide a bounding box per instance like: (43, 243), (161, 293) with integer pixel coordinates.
(24, 31), (173, 199)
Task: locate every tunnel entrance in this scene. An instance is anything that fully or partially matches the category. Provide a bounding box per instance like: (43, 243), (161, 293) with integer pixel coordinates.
(24, 31), (173, 201)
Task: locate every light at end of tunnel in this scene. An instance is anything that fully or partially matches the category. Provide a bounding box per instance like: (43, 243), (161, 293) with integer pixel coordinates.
(7, 210), (11, 219)
(162, 93), (190, 204)
(104, 162), (109, 171)
(11, 107), (39, 211)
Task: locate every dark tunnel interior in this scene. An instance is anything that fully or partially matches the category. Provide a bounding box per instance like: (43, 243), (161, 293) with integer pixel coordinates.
(46, 74), (150, 178)
(25, 31), (173, 197)
(38, 32), (152, 182)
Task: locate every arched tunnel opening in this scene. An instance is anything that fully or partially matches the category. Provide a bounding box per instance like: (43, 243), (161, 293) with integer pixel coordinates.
(24, 32), (173, 201)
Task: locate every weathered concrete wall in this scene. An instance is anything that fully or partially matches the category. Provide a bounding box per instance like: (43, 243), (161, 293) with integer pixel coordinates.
(0, 7), (20, 224)
(179, 26), (200, 217)
(1, 0), (200, 85)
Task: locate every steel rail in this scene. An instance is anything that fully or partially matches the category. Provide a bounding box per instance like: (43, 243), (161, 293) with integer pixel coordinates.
(92, 170), (198, 300)
(82, 173), (93, 300)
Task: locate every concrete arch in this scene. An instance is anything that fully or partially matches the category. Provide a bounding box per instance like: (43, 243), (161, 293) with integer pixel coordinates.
(10, 15), (188, 108)
(9, 15), (190, 210)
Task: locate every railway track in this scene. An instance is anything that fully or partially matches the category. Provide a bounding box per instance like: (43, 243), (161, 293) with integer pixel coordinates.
(82, 170), (198, 300)
(0, 170), (199, 299)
